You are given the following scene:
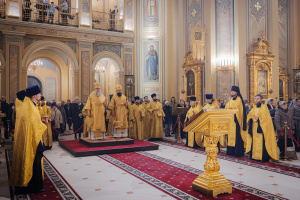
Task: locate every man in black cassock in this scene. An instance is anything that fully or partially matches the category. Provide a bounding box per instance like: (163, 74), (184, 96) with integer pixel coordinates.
(70, 97), (84, 139)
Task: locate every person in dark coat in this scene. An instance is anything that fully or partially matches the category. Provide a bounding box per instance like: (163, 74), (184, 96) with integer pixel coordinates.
(7, 97), (16, 138)
(70, 96), (84, 139)
(163, 101), (172, 137)
(64, 99), (73, 130)
(1, 96), (10, 139)
(289, 99), (300, 152)
(275, 101), (295, 159)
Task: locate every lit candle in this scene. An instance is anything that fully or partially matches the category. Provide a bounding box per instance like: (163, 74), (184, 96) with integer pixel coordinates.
(228, 98), (231, 108)
(45, 102), (47, 116)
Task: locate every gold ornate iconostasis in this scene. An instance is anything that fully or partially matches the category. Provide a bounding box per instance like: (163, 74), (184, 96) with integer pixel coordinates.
(247, 34), (275, 103)
(182, 26), (205, 103)
(279, 68), (289, 102)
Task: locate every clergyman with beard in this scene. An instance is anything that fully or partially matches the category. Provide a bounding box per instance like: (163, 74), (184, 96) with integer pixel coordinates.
(82, 82), (107, 140)
(225, 86), (248, 157)
(245, 94), (279, 162)
(148, 93), (165, 140)
(108, 85), (129, 138)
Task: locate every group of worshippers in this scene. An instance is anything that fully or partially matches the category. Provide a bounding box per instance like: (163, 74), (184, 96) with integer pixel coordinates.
(8, 83), (299, 196)
(186, 86), (300, 162)
(81, 82), (165, 141)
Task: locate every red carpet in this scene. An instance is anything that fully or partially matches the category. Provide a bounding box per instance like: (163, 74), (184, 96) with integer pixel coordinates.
(160, 140), (300, 177)
(30, 173), (62, 200)
(100, 152), (281, 200)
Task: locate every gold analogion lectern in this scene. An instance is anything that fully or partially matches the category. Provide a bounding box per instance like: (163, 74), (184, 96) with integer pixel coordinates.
(184, 109), (238, 197)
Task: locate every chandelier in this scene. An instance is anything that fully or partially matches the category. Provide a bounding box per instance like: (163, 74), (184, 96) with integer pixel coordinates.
(28, 60), (43, 73)
(95, 65), (106, 73)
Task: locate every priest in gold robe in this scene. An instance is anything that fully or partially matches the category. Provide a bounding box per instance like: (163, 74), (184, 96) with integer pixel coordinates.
(108, 85), (129, 138)
(40, 96), (52, 150)
(130, 96), (146, 140)
(10, 86), (47, 194)
(246, 94), (279, 162)
(185, 97), (202, 148)
(82, 82), (107, 140)
(106, 110), (114, 136)
(225, 86), (248, 157)
(202, 94), (226, 148)
(142, 96), (151, 139)
(148, 93), (165, 140)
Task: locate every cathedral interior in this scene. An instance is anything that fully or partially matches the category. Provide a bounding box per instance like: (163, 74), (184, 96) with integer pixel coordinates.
(1, 0), (300, 200)
(0, 0), (299, 104)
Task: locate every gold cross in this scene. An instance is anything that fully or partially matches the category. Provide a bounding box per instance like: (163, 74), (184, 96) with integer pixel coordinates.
(278, 5), (283, 12)
(255, 2), (261, 11)
(192, 9), (197, 17)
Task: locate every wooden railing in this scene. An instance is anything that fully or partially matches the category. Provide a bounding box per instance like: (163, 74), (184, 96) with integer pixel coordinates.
(92, 11), (123, 32)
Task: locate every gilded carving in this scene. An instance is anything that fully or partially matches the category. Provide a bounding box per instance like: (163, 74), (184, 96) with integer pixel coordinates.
(247, 33), (274, 102)
(212, 123), (228, 132)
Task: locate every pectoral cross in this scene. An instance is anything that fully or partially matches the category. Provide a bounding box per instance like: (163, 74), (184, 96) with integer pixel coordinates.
(255, 2), (261, 11)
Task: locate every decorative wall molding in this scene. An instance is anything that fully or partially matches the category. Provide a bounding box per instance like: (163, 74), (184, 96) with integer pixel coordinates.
(249, 0), (266, 25)
(0, 34), (3, 50)
(24, 37), (42, 49)
(93, 43), (121, 58)
(0, 19), (133, 43)
(217, 0), (232, 13)
(80, 44), (92, 49)
(60, 41), (77, 53)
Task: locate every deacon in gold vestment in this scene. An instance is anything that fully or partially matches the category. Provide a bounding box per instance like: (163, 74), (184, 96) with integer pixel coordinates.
(82, 82), (107, 140)
(108, 85), (129, 138)
(148, 93), (165, 139)
(246, 94), (279, 162)
(202, 94), (226, 148)
(142, 96), (151, 139)
(225, 86), (248, 157)
(10, 86), (47, 194)
(106, 110), (114, 136)
(39, 96), (53, 149)
(130, 96), (146, 140)
(185, 97), (202, 148)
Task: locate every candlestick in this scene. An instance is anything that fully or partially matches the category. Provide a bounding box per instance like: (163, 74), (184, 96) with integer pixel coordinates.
(45, 102), (47, 116)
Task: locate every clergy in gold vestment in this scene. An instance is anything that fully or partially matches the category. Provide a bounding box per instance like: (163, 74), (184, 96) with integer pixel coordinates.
(10, 86), (47, 194)
(130, 96), (146, 140)
(246, 94), (279, 162)
(108, 85), (129, 138)
(142, 96), (151, 139)
(185, 97), (202, 148)
(225, 86), (248, 157)
(82, 82), (107, 140)
(148, 93), (165, 140)
(202, 94), (226, 148)
(39, 96), (53, 149)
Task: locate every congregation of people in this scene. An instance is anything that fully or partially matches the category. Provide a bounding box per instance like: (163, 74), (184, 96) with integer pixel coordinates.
(1, 83), (300, 195)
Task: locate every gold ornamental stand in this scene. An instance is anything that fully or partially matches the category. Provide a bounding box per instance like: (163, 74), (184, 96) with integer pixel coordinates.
(281, 122), (292, 161)
(184, 109), (238, 197)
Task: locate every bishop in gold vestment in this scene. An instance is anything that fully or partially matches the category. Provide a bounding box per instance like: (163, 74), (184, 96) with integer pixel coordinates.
(148, 93), (165, 139)
(39, 96), (52, 149)
(10, 86), (47, 194)
(185, 97), (202, 148)
(202, 94), (226, 148)
(225, 86), (248, 157)
(246, 94), (279, 162)
(108, 85), (129, 138)
(82, 82), (107, 140)
(130, 96), (146, 140)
